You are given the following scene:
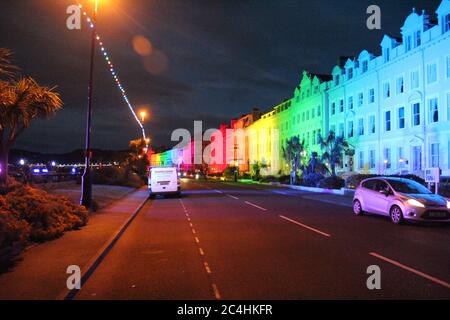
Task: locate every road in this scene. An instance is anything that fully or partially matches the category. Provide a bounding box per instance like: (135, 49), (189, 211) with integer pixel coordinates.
(75, 179), (450, 300)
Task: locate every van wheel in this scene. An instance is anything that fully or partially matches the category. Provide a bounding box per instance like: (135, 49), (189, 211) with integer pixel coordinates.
(175, 192), (181, 198)
(390, 205), (404, 225)
(353, 199), (363, 216)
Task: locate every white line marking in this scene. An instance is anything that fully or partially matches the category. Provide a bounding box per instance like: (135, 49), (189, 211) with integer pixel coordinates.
(192, 228), (197, 234)
(227, 194), (239, 200)
(273, 190), (288, 195)
(279, 215), (331, 238)
(369, 252), (450, 289)
(245, 201), (267, 211)
(214, 189), (223, 194)
(204, 262), (212, 274)
(212, 283), (221, 300)
(189, 222), (193, 228)
(194, 237), (200, 243)
(199, 248), (205, 256)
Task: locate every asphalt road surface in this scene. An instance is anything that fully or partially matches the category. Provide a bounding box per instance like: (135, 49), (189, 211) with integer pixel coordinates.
(75, 179), (450, 300)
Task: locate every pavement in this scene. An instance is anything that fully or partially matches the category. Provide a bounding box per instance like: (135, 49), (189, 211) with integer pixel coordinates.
(1, 180), (449, 300)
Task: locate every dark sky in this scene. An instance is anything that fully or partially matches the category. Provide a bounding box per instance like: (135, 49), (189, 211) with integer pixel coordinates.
(0, 0), (441, 153)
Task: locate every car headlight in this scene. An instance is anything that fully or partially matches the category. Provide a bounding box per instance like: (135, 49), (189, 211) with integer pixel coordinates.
(407, 199), (425, 208)
(447, 201), (450, 209)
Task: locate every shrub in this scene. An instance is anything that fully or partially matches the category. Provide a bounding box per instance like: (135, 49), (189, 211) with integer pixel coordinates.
(4, 185), (89, 242)
(259, 175), (278, 183)
(317, 176), (345, 189)
(302, 173), (325, 187)
(278, 175), (291, 184)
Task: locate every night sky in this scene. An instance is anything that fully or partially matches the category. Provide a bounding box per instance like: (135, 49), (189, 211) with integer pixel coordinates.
(0, 0), (441, 153)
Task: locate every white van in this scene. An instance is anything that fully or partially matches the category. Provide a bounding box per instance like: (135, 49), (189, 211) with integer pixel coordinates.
(148, 166), (181, 198)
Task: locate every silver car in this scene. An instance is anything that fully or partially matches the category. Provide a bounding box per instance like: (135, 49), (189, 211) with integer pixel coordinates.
(353, 177), (450, 224)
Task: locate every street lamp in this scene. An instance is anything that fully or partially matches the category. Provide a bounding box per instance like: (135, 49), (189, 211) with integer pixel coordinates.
(140, 110), (147, 123)
(81, 0), (99, 209)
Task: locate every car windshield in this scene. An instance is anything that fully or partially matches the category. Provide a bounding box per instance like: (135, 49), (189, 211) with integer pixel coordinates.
(387, 180), (431, 194)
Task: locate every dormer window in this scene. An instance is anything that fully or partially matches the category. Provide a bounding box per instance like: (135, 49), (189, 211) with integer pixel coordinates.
(348, 68), (354, 80)
(405, 35), (412, 52)
(414, 30), (421, 47)
(445, 13), (450, 33)
(334, 75), (340, 86)
(362, 60), (368, 73)
(384, 48), (390, 62)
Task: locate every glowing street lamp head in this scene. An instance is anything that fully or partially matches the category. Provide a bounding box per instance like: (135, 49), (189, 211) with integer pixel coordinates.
(139, 111), (147, 123)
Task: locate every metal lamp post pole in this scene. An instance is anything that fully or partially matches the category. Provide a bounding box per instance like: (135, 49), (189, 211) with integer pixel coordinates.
(81, 2), (98, 209)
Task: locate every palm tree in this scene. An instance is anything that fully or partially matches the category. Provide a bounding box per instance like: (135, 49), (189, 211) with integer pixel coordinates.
(318, 130), (349, 176)
(0, 77), (62, 184)
(0, 48), (19, 78)
(282, 136), (306, 185)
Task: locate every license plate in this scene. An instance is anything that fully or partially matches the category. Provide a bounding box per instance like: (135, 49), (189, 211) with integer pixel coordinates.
(429, 212), (446, 218)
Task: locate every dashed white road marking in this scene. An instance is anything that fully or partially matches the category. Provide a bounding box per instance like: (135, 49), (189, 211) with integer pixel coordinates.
(279, 215), (331, 238)
(272, 190), (288, 195)
(369, 252), (450, 289)
(214, 189), (223, 194)
(227, 194), (239, 200)
(212, 283), (221, 300)
(204, 262), (212, 274)
(199, 247), (205, 256)
(194, 236), (200, 243)
(192, 228), (197, 234)
(245, 201), (267, 211)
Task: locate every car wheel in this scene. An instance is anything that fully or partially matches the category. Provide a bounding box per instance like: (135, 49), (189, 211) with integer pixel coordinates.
(390, 205), (404, 225)
(149, 194), (155, 200)
(353, 199), (363, 216)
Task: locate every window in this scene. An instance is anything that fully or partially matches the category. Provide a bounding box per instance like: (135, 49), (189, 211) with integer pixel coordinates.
(445, 13), (450, 33)
(411, 70), (419, 89)
(385, 111), (391, 132)
(348, 68), (353, 80)
(358, 118), (364, 136)
(369, 115), (376, 134)
(430, 143), (440, 168)
(383, 82), (391, 98)
(358, 151), (364, 170)
(358, 92), (364, 107)
(396, 77), (404, 94)
(448, 93), (450, 121)
(334, 75), (340, 86)
(427, 63), (437, 84)
(317, 105), (321, 117)
(369, 89), (375, 103)
(405, 35), (412, 52)
(412, 103), (421, 126)
(429, 98), (439, 123)
(384, 148), (391, 169)
(398, 107), (405, 129)
(339, 99), (344, 113)
(447, 56), (450, 78)
(414, 30), (421, 48)
(339, 123), (344, 137)
(302, 112), (305, 121)
(330, 125), (336, 134)
(311, 108), (315, 119)
(312, 130), (316, 144)
(362, 60), (368, 73)
(331, 103), (336, 115)
(369, 150), (376, 169)
(348, 121), (354, 138)
(348, 96), (354, 110)
(306, 111), (310, 121)
(384, 48), (390, 62)
(317, 129), (321, 143)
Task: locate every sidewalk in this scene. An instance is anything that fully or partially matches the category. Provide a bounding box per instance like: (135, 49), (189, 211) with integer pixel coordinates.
(0, 188), (148, 300)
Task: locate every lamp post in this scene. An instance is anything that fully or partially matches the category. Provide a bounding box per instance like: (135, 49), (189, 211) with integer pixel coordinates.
(81, 0), (98, 209)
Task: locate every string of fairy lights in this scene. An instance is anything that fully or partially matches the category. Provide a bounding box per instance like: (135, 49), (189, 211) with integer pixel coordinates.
(77, 3), (148, 146)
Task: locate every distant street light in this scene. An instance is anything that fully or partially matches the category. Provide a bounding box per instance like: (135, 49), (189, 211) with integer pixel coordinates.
(81, 0), (99, 209)
(19, 159), (25, 166)
(139, 110), (147, 123)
